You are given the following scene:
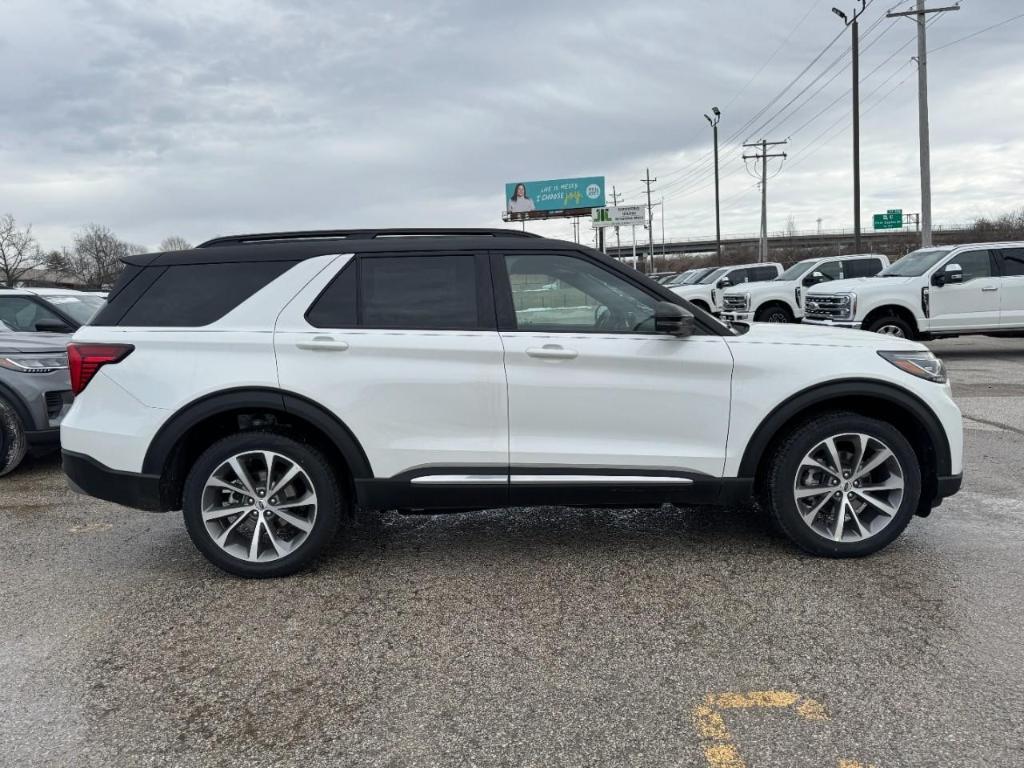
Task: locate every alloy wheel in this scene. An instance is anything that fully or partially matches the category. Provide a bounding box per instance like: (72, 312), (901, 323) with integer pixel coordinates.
(792, 432), (905, 542)
(200, 450), (318, 563)
(876, 323), (906, 337)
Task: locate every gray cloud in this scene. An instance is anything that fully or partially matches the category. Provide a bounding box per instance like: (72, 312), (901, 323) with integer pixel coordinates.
(1, 0), (1021, 250)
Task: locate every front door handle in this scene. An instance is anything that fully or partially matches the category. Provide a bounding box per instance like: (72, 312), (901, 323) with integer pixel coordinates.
(981, 286), (999, 292)
(296, 336), (350, 352)
(526, 344), (578, 360)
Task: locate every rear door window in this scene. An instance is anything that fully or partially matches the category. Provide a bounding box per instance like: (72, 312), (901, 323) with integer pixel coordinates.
(306, 253), (489, 330)
(845, 258), (884, 278)
(996, 248), (1024, 277)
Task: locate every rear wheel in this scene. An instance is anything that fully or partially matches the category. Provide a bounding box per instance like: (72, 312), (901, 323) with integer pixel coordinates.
(766, 412), (920, 557)
(864, 314), (914, 339)
(182, 431), (342, 578)
(755, 303), (794, 323)
(0, 397), (28, 477)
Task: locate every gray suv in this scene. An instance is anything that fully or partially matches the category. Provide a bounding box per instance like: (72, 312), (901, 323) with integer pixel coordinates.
(0, 333), (73, 475)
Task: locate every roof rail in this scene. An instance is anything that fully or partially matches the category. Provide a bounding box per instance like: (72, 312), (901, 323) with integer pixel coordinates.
(197, 228), (542, 248)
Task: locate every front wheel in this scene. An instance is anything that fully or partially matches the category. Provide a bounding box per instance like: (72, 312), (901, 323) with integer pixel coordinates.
(765, 412), (920, 557)
(0, 397), (28, 477)
(182, 431), (343, 578)
(864, 315), (915, 339)
(755, 304), (794, 323)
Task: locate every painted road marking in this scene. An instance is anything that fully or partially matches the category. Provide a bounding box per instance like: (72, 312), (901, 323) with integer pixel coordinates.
(692, 690), (875, 768)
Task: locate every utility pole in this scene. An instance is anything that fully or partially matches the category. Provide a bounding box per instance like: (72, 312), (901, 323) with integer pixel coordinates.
(833, 2), (867, 253)
(743, 139), (788, 262)
(705, 107), (722, 265)
(660, 198), (666, 256)
(608, 185), (623, 253)
(641, 168), (657, 273)
(888, 1), (960, 248)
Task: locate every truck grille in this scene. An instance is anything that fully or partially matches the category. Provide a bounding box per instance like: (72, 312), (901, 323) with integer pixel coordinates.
(722, 294), (748, 312)
(804, 295), (851, 321)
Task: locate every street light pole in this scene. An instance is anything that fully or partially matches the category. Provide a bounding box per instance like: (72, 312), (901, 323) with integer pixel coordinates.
(833, 2), (866, 253)
(705, 107), (722, 266)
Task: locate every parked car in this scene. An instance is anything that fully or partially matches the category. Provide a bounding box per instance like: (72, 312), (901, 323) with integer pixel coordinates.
(663, 267), (714, 287)
(0, 332), (73, 476)
(648, 271), (676, 282)
(0, 288), (106, 334)
(669, 262), (783, 314)
(62, 228), (962, 577)
(721, 254), (889, 324)
(804, 243), (1024, 338)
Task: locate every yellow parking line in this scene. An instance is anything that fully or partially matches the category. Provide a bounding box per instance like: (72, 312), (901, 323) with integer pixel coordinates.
(692, 690), (874, 768)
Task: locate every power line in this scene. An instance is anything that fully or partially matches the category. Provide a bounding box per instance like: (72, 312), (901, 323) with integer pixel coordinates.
(930, 10), (1024, 53)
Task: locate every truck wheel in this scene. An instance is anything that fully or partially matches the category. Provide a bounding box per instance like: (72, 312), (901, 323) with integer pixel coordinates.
(755, 304), (793, 323)
(765, 411), (920, 557)
(182, 431), (343, 578)
(0, 397), (28, 477)
(864, 315), (914, 338)
(691, 300), (711, 313)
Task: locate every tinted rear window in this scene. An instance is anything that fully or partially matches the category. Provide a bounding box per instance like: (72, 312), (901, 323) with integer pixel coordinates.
(117, 261), (295, 327)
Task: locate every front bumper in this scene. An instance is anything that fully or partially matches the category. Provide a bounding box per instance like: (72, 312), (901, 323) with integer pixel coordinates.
(721, 311), (753, 323)
(25, 427), (61, 456)
(62, 450), (164, 511)
(802, 318), (862, 329)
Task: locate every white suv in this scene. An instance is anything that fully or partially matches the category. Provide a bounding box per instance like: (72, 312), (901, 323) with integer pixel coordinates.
(721, 254), (889, 324)
(669, 262), (783, 314)
(804, 243), (1024, 338)
(61, 229), (963, 577)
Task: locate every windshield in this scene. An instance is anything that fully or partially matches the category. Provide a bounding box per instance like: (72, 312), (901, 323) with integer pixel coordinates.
(880, 249), (951, 277)
(666, 268), (708, 286)
(41, 294), (106, 324)
(776, 260), (816, 281)
(698, 267), (728, 285)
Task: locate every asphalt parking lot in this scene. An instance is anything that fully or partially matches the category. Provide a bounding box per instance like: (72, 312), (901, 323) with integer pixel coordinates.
(2, 336), (1022, 768)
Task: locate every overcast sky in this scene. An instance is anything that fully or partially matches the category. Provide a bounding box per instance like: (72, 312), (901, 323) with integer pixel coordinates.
(1, 0), (1022, 251)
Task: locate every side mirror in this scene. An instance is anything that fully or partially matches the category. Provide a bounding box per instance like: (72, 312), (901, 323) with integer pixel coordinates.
(933, 263), (962, 286)
(803, 270), (826, 286)
(34, 318), (73, 333)
(654, 301), (695, 337)
(717, 278), (732, 288)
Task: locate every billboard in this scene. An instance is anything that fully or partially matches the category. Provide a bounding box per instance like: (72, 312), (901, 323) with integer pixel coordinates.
(505, 176), (606, 217)
(592, 205), (646, 228)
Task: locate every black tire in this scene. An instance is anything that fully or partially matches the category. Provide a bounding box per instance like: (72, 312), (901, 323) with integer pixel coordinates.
(864, 314), (915, 339)
(765, 411), (921, 557)
(182, 431), (343, 578)
(755, 303), (794, 323)
(691, 300), (711, 313)
(0, 397), (28, 478)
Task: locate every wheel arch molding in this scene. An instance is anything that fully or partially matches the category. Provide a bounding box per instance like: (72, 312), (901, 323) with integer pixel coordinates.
(142, 387), (374, 506)
(738, 378), (953, 484)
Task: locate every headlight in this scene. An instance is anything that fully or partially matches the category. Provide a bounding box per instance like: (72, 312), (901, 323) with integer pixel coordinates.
(741, 293), (750, 310)
(878, 350), (947, 383)
(0, 354), (69, 374)
(835, 292), (857, 319)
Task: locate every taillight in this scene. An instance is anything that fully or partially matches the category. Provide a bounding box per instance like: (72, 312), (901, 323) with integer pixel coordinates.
(67, 343), (134, 395)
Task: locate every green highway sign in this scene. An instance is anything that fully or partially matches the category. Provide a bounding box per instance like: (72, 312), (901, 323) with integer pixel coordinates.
(873, 209), (903, 230)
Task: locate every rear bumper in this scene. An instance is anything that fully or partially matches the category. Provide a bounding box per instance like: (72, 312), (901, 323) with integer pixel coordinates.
(935, 473), (963, 501)
(62, 450), (164, 511)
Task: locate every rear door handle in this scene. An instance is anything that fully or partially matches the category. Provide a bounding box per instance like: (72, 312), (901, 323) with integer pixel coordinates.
(296, 336), (350, 352)
(526, 345), (578, 360)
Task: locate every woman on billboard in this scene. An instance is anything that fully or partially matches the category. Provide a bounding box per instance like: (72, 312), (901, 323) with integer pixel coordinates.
(508, 183), (535, 213)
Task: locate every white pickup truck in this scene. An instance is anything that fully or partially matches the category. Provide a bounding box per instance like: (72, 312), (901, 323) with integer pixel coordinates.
(721, 254), (889, 323)
(803, 242), (1024, 338)
(670, 261), (782, 314)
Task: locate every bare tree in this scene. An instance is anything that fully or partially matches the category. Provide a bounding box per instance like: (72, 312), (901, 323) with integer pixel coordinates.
(0, 214), (42, 287)
(47, 224), (146, 289)
(159, 235), (191, 252)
